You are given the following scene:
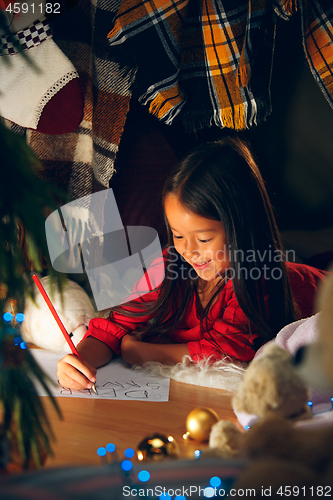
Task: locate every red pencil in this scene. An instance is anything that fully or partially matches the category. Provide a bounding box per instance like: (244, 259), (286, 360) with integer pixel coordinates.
(32, 274), (98, 394)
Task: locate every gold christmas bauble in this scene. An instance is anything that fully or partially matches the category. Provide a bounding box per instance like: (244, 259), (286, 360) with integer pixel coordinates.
(137, 433), (180, 461)
(185, 407), (219, 442)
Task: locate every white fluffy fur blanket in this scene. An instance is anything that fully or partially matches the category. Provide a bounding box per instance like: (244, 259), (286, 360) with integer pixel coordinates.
(135, 355), (246, 393)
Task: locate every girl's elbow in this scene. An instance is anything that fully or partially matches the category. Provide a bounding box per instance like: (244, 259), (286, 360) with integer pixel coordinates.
(121, 344), (143, 365)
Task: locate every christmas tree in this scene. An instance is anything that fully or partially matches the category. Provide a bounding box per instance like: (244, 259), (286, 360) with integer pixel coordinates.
(0, 12), (67, 465)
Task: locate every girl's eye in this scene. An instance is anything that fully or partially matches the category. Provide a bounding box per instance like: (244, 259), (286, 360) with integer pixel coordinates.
(199, 239), (211, 243)
(173, 235), (183, 240)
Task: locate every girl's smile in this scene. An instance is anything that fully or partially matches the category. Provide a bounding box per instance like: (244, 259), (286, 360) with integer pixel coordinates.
(164, 194), (230, 282)
(193, 260), (211, 270)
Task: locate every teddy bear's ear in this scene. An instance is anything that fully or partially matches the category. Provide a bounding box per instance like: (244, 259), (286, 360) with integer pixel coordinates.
(232, 364), (281, 417)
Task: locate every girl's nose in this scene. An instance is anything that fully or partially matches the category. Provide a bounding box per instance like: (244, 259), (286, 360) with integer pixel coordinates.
(182, 244), (199, 259)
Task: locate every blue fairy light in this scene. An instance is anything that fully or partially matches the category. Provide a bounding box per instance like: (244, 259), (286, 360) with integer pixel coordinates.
(14, 336), (21, 345)
(15, 313), (25, 322)
(124, 448), (135, 458)
(244, 425), (250, 430)
(20, 341), (27, 350)
(159, 494), (172, 500)
(175, 496), (187, 500)
(97, 447), (107, 457)
(204, 487), (215, 498)
(106, 443), (116, 453)
(307, 401), (313, 414)
(121, 460), (133, 471)
(209, 476), (222, 488)
(137, 470), (150, 482)
(3, 312), (13, 322)
(194, 449), (202, 458)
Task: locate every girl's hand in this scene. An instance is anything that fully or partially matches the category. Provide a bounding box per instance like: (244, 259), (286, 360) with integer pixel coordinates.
(57, 354), (97, 391)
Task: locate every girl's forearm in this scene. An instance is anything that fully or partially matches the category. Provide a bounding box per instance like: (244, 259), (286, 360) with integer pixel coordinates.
(122, 340), (190, 365)
(77, 336), (114, 368)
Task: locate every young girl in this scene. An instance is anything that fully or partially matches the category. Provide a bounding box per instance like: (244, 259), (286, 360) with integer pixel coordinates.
(57, 137), (326, 390)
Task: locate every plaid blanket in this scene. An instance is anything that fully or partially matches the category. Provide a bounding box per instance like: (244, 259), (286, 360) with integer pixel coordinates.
(5, 0), (333, 201)
(11, 0), (134, 275)
(299, 0), (333, 108)
(107, 0), (275, 131)
(27, 0), (134, 194)
(107, 0), (333, 132)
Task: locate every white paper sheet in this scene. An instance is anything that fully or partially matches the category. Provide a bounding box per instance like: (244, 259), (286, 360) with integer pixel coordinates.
(31, 349), (170, 401)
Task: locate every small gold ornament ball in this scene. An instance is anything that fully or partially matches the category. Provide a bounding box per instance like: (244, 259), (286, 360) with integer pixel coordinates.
(185, 407), (219, 442)
(137, 433), (180, 461)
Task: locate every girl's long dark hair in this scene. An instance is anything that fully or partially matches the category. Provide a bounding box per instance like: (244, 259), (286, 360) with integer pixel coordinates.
(109, 137), (297, 354)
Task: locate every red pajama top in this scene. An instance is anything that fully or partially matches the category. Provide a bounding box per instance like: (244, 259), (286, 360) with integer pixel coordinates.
(82, 261), (326, 363)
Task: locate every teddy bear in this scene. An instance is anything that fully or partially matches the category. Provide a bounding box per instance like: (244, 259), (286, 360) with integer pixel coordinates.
(206, 268), (333, 494)
(207, 342), (313, 460)
(206, 349), (333, 494)
(232, 343), (312, 422)
(21, 276), (96, 352)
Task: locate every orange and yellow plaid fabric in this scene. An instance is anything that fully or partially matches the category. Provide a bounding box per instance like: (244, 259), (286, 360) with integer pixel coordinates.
(108, 0), (274, 131)
(107, 0), (333, 132)
(300, 0), (333, 105)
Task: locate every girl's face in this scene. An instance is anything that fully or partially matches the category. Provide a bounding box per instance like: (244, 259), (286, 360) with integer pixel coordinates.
(164, 194), (230, 282)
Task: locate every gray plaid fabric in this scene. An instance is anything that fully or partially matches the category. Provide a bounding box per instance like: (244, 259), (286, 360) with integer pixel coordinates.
(27, 0), (133, 197)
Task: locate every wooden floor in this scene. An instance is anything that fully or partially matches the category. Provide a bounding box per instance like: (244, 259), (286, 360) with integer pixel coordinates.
(43, 379), (236, 467)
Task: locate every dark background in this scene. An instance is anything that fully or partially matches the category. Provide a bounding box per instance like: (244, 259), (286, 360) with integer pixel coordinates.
(112, 13), (333, 241)
(52, 8), (333, 264)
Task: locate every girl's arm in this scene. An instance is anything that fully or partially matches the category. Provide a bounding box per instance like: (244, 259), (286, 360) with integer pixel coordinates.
(77, 336), (114, 366)
(78, 253), (165, 360)
(56, 337), (113, 390)
(121, 334), (190, 365)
